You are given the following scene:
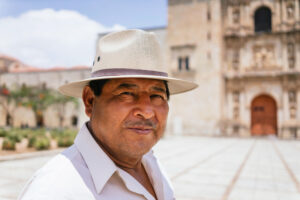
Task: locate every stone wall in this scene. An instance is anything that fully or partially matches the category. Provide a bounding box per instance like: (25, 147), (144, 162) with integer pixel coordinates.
(167, 0), (224, 135)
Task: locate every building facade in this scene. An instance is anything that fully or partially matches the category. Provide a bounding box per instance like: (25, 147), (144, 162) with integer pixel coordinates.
(164, 0), (300, 138)
(0, 55), (91, 128)
(1, 0), (300, 139)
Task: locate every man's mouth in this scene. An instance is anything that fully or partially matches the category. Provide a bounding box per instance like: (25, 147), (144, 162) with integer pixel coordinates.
(124, 120), (157, 135)
(127, 126), (153, 135)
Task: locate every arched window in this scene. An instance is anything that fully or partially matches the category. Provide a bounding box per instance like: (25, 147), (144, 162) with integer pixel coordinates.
(254, 7), (272, 33)
(72, 116), (78, 126)
(6, 114), (11, 126)
(178, 56), (190, 71)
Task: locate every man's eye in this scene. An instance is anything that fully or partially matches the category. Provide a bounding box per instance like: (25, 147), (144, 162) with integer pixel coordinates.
(120, 92), (134, 96)
(151, 94), (166, 100)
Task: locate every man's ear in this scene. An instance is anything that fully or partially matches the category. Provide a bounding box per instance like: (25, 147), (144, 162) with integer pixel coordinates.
(82, 86), (95, 118)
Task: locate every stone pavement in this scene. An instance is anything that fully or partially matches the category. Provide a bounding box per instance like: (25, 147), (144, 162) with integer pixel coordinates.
(0, 136), (299, 200)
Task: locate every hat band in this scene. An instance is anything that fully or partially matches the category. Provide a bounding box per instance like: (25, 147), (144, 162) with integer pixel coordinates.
(92, 68), (168, 78)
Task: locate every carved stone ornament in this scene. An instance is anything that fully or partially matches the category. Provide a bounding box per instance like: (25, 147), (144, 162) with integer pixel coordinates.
(232, 50), (240, 71)
(232, 8), (240, 24)
(252, 44), (275, 69)
(286, 2), (295, 19)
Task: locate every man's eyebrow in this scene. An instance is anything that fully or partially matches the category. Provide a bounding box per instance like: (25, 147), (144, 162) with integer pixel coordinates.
(115, 83), (138, 90)
(152, 86), (167, 93)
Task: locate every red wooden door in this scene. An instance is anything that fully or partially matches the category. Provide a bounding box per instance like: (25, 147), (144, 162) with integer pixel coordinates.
(251, 95), (277, 136)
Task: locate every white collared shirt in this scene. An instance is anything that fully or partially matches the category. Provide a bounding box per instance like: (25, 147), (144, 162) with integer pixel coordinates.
(18, 123), (175, 200)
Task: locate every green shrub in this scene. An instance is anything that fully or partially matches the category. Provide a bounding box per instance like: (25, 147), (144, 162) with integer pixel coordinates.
(33, 136), (50, 150)
(0, 129), (7, 137)
(50, 129), (63, 139)
(57, 136), (74, 147)
(2, 138), (16, 150)
(28, 135), (37, 148)
(18, 129), (33, 138)
(7, 131), (23, 143)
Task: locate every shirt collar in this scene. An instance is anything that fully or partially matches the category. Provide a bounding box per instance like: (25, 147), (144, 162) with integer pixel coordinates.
(74, 123), (117, 194)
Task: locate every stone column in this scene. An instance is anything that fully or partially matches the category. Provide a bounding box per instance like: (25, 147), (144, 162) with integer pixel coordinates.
(227, 92), (233, 135)
(282, 0), (287, 24)
(283, 43), (288, 71)
(297, 43), (300, 70)
(275, 0), (283, 31)
(283, 90), (289, 122)
(297, 89), (300, 139)
(245, 4), (251, 34)
(282, 90), (290, 139)
(295, 0), (300, 22)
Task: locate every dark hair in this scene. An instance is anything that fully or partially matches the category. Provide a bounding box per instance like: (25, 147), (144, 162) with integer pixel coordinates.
(89, 79), (170, 100)
(88, 79), (109, 96)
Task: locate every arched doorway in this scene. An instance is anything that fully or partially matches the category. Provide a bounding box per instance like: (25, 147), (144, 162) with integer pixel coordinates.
(251, 95), (277, 136)
(254, 6), (272, 33)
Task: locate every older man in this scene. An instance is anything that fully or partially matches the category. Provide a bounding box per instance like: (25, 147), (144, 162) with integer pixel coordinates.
(19, 30), (197, 200)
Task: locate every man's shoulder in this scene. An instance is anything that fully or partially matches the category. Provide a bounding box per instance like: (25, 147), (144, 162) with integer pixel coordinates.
(37, 145), (84, 175)
(19, 145), (94, 200)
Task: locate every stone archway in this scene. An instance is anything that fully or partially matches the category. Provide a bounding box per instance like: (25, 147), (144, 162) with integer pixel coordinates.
(251, 95), (277, 136)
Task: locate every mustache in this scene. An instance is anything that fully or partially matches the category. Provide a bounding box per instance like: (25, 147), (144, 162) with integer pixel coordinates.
(124, 120), (157, 129)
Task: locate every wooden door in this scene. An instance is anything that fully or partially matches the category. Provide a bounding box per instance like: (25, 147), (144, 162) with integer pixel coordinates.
(251, 95), (277, 136)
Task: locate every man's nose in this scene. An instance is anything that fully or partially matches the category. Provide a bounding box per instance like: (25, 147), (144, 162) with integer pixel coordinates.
(133, 95), (155, 119)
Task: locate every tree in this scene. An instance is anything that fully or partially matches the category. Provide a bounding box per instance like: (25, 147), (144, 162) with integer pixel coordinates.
(6, 85), (78, 127)
(0, 86), (14, 126)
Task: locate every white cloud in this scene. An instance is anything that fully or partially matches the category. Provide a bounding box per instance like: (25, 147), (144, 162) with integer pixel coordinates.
(0, 9), (125, 68)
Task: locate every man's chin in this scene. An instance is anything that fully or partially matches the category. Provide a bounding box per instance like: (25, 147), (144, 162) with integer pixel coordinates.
(126, 141), (156, 157)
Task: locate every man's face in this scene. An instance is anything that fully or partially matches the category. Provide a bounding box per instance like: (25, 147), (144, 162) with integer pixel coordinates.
(86, 78), (169, 160)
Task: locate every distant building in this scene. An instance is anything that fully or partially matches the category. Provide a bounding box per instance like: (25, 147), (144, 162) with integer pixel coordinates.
(0, 54), (90, 128)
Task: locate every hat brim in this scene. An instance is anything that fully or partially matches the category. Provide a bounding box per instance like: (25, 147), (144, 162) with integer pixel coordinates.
(58, 75), (198, 98)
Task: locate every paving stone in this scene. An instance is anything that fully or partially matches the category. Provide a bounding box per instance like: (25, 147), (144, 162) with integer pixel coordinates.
(0, 137), (299, 200)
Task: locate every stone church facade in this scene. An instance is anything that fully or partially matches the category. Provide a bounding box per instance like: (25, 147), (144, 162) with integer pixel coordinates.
(0, 0), (299, 138)
(163, 0), (300, 138)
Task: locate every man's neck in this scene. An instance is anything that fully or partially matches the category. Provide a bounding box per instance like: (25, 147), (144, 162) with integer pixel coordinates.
(86, 121), (142, 169)
(86, 122), (157, 199)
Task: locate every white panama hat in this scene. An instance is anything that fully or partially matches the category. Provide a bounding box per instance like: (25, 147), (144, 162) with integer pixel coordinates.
(59, 29), (198, 97)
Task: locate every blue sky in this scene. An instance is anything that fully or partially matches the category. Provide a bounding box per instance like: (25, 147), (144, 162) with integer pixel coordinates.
(0, 0), (167, 29)
(0, 0), (167, 68)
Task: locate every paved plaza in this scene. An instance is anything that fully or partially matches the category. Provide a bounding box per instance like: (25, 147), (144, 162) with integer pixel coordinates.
(0, 136), (299, 200)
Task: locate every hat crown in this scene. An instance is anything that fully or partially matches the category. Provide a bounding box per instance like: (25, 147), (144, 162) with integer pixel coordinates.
(93, 29), (165, 73)
(58, 29), (198, 98)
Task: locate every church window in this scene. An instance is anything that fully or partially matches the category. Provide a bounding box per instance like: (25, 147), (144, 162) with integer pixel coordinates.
(178, 57), (182, 71)
(254, 7), (272, 33)
(72, 116), (78, 126)
(207, 9), (211, 21)
(172, 45), (195, 72)
(42, 82), (47, 89)
(178, 56), (190, 71)
(6, 114), (11, 126)
(185, 57), (190, 70)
